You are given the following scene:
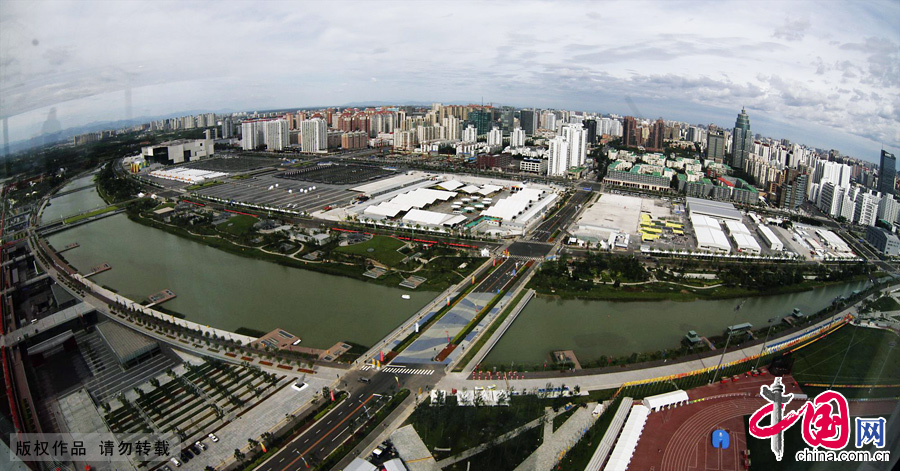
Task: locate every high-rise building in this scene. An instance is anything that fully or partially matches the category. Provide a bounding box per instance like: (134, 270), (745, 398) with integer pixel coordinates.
(623, 116), (639, 147)
(561, 124), (587, 169)
(541, 112), (557, 131)
(510, 127), (525, 147)
(877, 196), (899, 224)
(259, 119), (289, 151)
(241, 120), (262, 150)
(707, 129), (726, 161)
(500, 107), (515, 132)
(731, 107), (752, 171)
(468, 109), (491, 135)
(547, 136), (570, 177)
(775, 169), (808, 210)
(442, 116), (460, 140)
(878, 150), (896, 196)
(487, 127), (503, 146)
(582, 119), (597, 145)
(647, 119), (665, 150)
(221, 118), (233, 139)
(520, 109), (538, 135)
(854, 191), (881, 226)
(300, 118), (327, 153)
(462, 125), (477, 143)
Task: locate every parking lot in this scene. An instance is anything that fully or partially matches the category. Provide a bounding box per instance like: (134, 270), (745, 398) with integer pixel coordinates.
(276, 163), (395, 185)
(194, 173), (359, 214)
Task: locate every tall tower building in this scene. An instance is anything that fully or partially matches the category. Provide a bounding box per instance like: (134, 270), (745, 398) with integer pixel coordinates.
(520, 109), (538, 135)
(487, 127), (502, 146)
(878, 149), (896, 196)
(300, 118), (327, 153)
(547, 136), (570, 177)
(647, 119), (665, 150)
(707, 129), (726, 162)
(582, 119), (597, 145)
(510, 127), (525, 147)
(561, 124), (587, 169)
(623, 116), (638, 147)
(731, 107), (752, 171)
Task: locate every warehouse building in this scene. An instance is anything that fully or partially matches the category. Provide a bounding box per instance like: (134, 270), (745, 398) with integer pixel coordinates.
(685, 197), (742, 221)
(141, 139), (214, 165)
(756, 225), (784, 251)
(690, 213), (731, 253)
(723, 220), (761, 254)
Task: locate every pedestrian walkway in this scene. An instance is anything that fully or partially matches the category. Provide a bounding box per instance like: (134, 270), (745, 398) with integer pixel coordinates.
(515, 403), (599, 471)
(360, 365), (435, 375)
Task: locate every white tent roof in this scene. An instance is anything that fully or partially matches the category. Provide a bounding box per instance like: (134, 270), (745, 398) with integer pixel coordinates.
(442, 215), (468, 226)
(691, 214), (731, 252)
(436, 180), (464, 191)
(364, 202), (406, 218)
(403, 209), (451, 226)
(643, 390), (689, 410)
(606, 405), (650, 471)
(344, 458), (377, 471)
(460, 184), (482, 194)
(483, 188), (547, 222)
(477, 184), (502, 196)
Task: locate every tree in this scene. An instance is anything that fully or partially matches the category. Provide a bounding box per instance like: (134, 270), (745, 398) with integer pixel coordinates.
(234, 449), (245, 462)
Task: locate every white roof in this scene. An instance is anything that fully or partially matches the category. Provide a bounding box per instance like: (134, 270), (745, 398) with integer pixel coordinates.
(442, 214), (468, 226)
(691, 214), (731, 252)
(436, 180), (464, 191)
(732, 232), (762, 253)
(460, 184), (482, 194)
(344, 458), (377, 471)
(606, 405), (650, 471)
(364, 202), (406, 218)
(643, 390), (689, 410)
(723, 219), (752, 235)
(403, 209), (451, 226)
(477, 184), (502, 196)
(382, 458), (407, 471)
(351, 172), (425, 194)
(482, 188), (547, 222)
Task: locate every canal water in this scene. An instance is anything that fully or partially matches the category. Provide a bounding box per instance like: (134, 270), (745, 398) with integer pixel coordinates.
(46, 214), (433, 349)
(40, 173), (105, 223)
(483, 280), (868, 366)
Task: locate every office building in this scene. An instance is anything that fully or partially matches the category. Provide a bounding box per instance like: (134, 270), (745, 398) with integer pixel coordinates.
(865, 225), (900, 256)
(647, 119), (665, 150)
(707, 129), (726, 161)
(623, 116), (639, 147)
(878, 150), (896, 196)
(731, 107), (752, 171)
(561, 124), (587, 169)
(520, 109), (538, 135)
(468, 109), (491, 135)
(854, 191), (881, 226)
(582, 119), (597, 145)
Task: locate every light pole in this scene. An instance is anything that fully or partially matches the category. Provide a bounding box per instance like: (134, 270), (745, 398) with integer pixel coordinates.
(708, 299), (746, 384)
(754, 316), (780, 371)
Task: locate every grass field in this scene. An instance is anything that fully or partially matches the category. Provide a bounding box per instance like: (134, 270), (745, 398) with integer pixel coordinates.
(62, 205), (118, 224)
(407, 395), (546, 457)
(220, 214), (257, 236)
(334, 235), (407, 267)
(792, 325), (900, 386)
(866, 295), (900, 312)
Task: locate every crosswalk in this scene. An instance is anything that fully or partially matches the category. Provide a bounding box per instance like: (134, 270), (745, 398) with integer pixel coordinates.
(360, 365), (434, 375)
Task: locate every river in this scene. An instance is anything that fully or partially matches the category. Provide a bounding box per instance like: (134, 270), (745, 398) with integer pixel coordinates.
(483, 280), (868, 366)
(46, 213), (433, 349)
(40, 173), (105, 223)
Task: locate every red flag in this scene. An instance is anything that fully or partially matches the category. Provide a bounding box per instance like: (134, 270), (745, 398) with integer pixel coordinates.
(330, 390), (335, 402)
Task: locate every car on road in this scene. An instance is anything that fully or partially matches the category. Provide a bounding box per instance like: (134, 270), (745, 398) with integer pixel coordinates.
(208, 433), (219, 442)
(358, 377), (371, 383)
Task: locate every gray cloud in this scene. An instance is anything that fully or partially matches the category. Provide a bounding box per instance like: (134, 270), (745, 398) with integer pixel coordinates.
(773, 19), (811, 41)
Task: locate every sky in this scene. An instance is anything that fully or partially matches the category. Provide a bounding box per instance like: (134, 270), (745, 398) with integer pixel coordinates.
(1, 0), (898, 162)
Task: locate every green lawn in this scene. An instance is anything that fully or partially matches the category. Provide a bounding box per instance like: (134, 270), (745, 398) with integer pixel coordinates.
(334, 235), (407, 267)
(867, 295), (900, 312)
(407, 395), (546, 457)
(792, 325), (900, 386)
(63, 205), (118, 224)
(220, 215), (257, 236)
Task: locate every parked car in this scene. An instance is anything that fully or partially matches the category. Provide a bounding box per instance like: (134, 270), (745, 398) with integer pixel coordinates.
(195, 440), (208, 451)
(208, 433), (219, 443)
(169, 457), (182, 467)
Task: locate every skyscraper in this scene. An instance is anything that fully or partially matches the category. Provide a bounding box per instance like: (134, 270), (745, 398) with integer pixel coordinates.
(647, 119), (665, 150)
(300, 118), (327, 153)
(582, 119), (597, 145)
(520, 109), (538, 135)
(623, 116), (638, 147)
(510, 127), (525, 147)
(731, 107), (752, 171)
(547, 136), (569, 177)
(878, 150), (896, 196)
(706, 129), (726, 161)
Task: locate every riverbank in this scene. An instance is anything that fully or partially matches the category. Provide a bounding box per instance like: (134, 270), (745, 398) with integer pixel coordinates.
(529, 274), (872, 302)
(127, 210), (483, 293)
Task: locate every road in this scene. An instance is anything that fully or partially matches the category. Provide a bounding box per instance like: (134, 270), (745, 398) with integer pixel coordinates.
(527, 187), (593, 243)
(256, 370), (434, 471)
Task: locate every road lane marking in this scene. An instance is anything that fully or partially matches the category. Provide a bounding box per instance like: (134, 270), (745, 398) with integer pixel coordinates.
(280, 394), (374, 471)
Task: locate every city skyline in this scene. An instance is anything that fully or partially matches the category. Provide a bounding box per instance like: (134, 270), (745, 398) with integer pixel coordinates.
(1, 0), (898, 163)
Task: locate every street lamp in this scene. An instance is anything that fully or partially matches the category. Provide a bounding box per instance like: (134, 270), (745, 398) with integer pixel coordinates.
(754, 316), (780, 371)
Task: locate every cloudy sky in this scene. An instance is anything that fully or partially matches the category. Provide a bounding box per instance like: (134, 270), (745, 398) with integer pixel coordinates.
(1, 0), (898, 162)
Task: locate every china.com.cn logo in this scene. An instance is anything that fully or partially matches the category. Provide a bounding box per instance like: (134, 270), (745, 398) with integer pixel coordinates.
(748, 377), (887, 461)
